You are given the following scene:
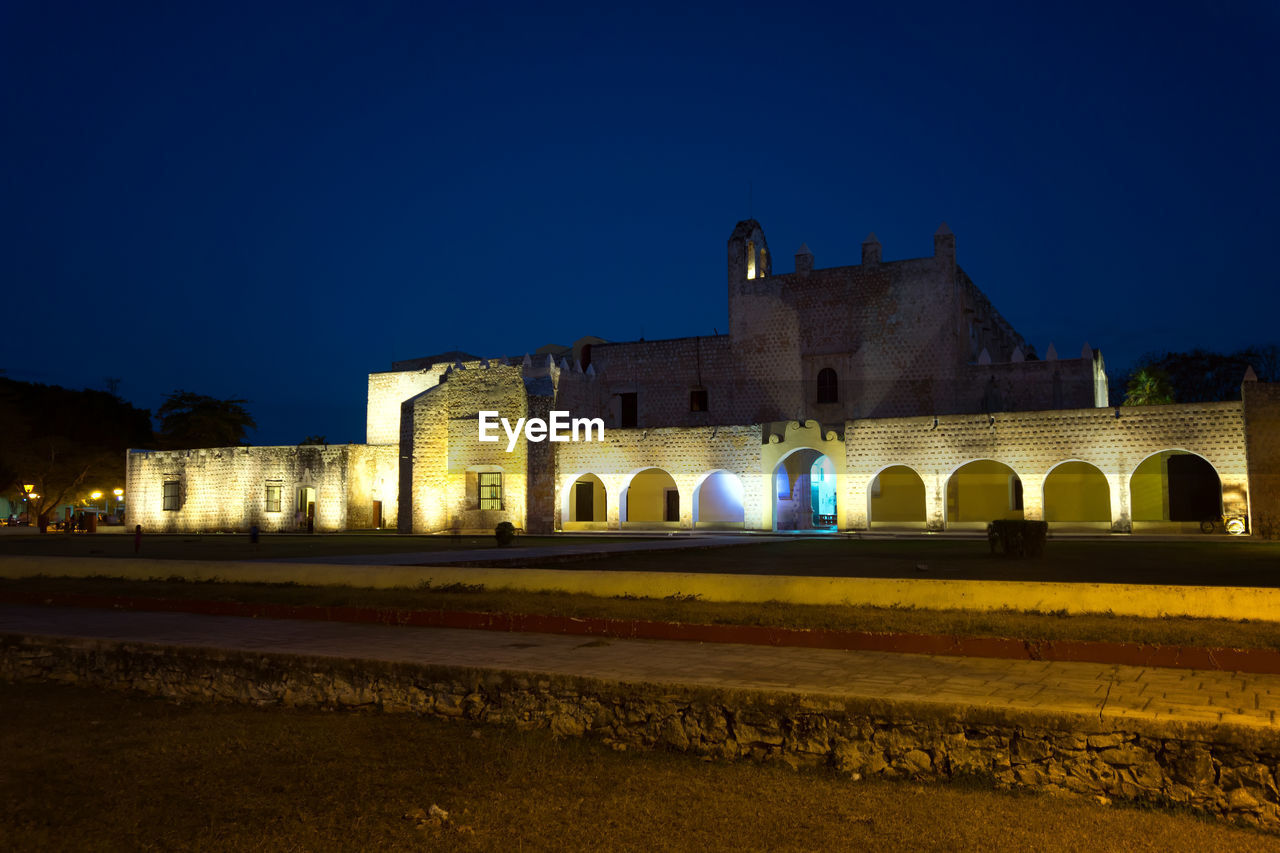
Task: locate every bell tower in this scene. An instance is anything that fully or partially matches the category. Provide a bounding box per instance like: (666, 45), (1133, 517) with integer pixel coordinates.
(727, 219), (770, 288)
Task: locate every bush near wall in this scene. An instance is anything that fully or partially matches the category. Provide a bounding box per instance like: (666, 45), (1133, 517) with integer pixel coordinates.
(987, 520), (1048, 558)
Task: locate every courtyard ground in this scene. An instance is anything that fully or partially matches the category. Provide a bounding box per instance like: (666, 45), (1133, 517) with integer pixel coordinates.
(4, 573), (1279, 651)
(3, 681), (1275, 852)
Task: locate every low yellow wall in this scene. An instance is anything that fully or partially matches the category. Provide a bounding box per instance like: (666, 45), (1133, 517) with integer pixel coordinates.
(4, 555), (1280, 622)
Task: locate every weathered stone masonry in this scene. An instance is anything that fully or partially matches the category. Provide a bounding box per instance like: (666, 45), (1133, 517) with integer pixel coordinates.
(125, 219), (1278, 536)
(6, 634), (1280, 832)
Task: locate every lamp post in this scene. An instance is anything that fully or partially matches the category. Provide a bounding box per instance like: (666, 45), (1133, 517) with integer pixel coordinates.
(91, 491), (103, 515)
(113, 488), (124, 518)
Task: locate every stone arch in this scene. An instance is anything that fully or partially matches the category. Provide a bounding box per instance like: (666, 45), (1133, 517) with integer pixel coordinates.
(621, 467), (681, 527)
(692, 469), (745, 528)
(772, 448), (838, 532)
(867, 464), (927, 527)
(1042, 459), (1112, 526)
(561, 471), (607, 529)
(945, 459), (1024, 526)
(1128, 449), (1223, 530)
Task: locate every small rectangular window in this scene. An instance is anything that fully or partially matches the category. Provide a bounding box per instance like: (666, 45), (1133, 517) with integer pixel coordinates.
(265, 484), (282, 513)
(620, 393), (638, 428)
(689, 388), (708, 412)
(479, 472), (503, 510)
(162, 480), (181, 511)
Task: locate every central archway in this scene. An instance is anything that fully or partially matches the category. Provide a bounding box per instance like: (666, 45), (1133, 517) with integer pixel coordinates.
(773, 449), (837, 531)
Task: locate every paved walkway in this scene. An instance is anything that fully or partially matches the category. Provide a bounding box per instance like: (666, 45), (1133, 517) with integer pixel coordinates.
(269, 534), (787, 566)
(3, 604), (1279, 732)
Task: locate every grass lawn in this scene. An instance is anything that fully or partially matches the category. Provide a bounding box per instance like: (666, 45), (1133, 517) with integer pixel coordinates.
(5, 574), (1280, 651)
(2, 682), (1272, 852)
(514, 537), (1280, 588)
(4, 532), (1280, 588)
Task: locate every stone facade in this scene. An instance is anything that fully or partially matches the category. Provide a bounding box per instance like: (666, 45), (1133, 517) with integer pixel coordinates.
(1243, 377), (1280, 538)
(126, 219), (1275, 536)
(127, 444), (396, 533)
(6, 635), (1279, 831)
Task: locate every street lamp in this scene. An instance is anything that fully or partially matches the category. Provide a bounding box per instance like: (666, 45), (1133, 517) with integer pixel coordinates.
(113, 488), (124, 517)
(91, 491), (103, 514)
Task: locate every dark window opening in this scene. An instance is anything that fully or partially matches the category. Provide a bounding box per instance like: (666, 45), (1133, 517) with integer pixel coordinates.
(479, 472), (503, 510)
(816, 368), (838, 404)
(162, 481), (181, 511)
(690, 388), (708, 412)
(265, 484), (282, 513)
(1011, 477), (1024, 511)
(579, 344), (593, 371)
(664, 489), (680, 522)
(620, 393), (638, 428)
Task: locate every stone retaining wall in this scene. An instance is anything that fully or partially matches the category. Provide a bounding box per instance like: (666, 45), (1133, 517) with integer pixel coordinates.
(4, 634), (1278, 832)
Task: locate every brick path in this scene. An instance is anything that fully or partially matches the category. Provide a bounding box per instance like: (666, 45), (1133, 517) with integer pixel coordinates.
(4, 604), (1279, 732)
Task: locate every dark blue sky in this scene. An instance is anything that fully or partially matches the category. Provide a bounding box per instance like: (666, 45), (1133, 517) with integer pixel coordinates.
(5, 1), (1277, 444)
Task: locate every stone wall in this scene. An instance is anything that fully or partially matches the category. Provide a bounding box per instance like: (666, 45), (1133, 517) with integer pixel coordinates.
(4, 634), (1277, 832)
(554, 424), (762, 529)
(586, 335), (739, 428)
(366, 367), (450, 446)
(844, 400), (1250, 531)
(1243, 379), (1280, 538)
(126, 445), (357, 533)
(399, 363), (532, 533)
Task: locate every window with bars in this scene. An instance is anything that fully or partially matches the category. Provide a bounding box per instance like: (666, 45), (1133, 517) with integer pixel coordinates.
(479, 472), (502, 510)
(265, 483), (282, 513)
(162, 480), (181, 511)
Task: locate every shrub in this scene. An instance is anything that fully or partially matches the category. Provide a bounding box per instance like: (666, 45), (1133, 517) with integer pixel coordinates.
(494, 521), (516, 547)
(987, 519), (1048, 558)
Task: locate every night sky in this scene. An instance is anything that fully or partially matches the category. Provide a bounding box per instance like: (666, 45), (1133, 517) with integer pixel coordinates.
(5, 1), (1277, 445)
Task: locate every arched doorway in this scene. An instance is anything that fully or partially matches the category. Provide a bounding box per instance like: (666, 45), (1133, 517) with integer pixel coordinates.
(1043, 460), (1111, 528)
(693, 470), (745, 529)
(946, 460), (1023, 527)
(621, 468), (680, 528)
(562, 473), (607, 530)
(773, 450), (837, 531)
(1129, 450), (1222, 531)
(868, 465), (926, 528)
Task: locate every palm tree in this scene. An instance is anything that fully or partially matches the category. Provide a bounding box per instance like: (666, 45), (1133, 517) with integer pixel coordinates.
(1123, 368), (1174, 406)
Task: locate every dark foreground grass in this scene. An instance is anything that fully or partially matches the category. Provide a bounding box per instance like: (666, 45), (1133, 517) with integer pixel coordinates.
(0, 531), (654, 561)
(1, 681), (1272, 852)
(5, 574), (1280, 651)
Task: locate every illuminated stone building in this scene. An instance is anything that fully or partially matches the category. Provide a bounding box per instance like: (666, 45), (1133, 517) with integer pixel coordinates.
(126, 221), (1279, 537)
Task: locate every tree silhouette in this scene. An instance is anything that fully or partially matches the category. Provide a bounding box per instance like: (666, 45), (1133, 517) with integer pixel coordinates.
(156, 391), (257, 448)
